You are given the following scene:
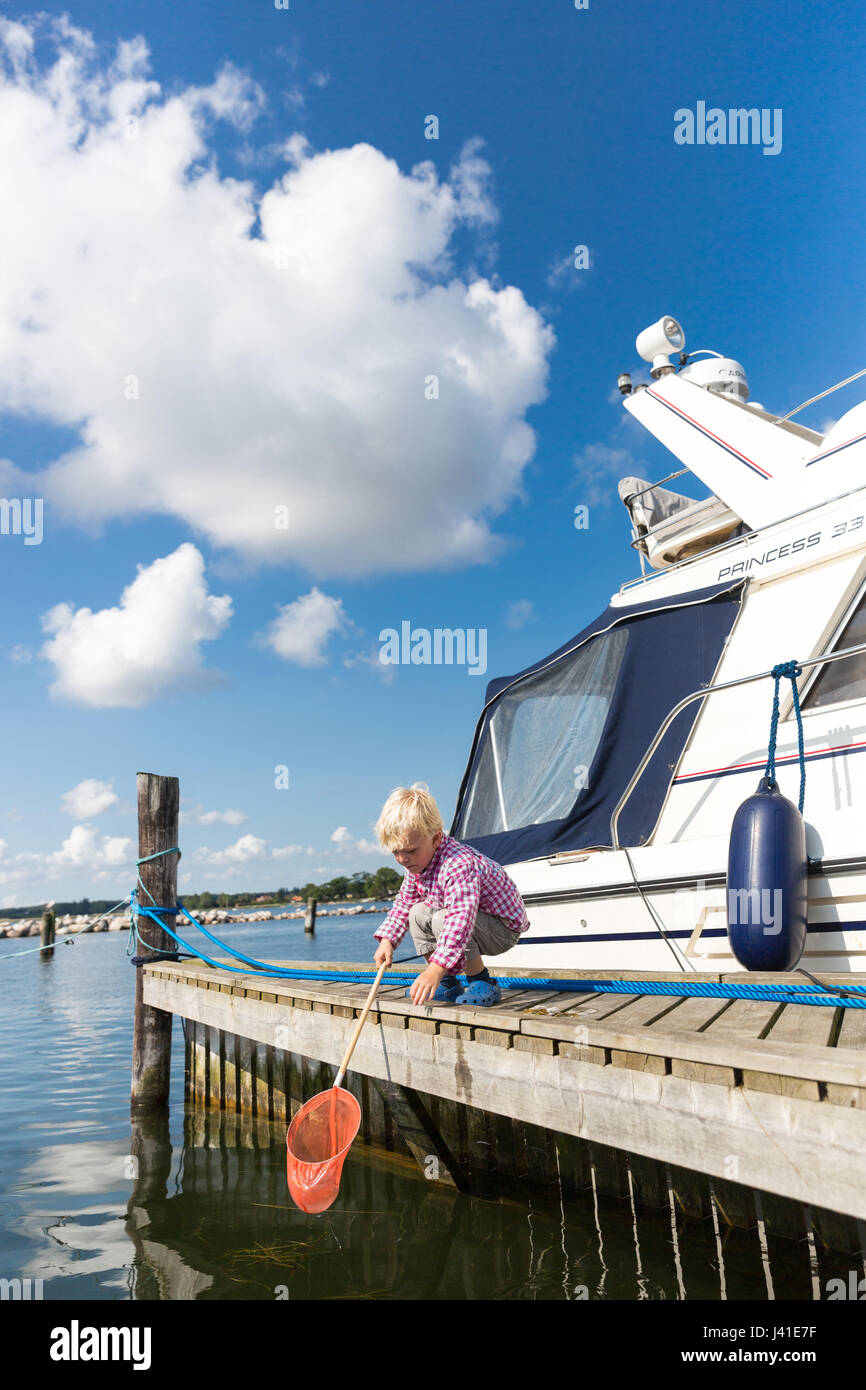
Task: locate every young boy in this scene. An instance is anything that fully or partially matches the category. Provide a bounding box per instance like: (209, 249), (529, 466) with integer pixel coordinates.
(372, 784), (530, 1006)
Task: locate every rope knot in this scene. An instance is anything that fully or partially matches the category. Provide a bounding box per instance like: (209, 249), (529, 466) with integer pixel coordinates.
(771, 659), (801, 680)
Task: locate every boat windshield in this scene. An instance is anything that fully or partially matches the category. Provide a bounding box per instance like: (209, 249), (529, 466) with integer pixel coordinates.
(455, 627), (628, 836)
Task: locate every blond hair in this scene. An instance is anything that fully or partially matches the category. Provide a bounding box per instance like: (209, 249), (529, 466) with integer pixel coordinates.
(375, 783), (443, 850)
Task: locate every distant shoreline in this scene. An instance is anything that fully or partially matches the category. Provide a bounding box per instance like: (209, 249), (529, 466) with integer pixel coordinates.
(0, 900), (394, 941)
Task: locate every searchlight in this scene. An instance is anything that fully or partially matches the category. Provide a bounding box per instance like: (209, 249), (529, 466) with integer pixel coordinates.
(636, 316), (685, 378)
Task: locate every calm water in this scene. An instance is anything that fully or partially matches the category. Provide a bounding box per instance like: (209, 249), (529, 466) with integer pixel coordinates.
(0, 918), (857, 1300)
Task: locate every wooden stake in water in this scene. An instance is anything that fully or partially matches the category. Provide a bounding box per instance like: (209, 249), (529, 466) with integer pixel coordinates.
(131, 772), (179, 1112)
(304, 897), (317, 935)
(40, 904), (55, 957)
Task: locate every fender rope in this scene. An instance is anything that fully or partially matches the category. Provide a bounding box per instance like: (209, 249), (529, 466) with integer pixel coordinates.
(765, 659), (806, 812)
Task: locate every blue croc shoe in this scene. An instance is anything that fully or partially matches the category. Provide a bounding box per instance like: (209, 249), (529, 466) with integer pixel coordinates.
(454, 978), (502, 1007)
(405, 978), (463, 1004)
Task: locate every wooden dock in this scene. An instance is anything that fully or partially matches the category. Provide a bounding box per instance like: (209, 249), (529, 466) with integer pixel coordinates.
(142, 957), (866, 1252)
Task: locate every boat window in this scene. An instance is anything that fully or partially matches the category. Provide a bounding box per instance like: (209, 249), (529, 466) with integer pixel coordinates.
(802, 586), (866, 710)
(456, 627), (628, 837)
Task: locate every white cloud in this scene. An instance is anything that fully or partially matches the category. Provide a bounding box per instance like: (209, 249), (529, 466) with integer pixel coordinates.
(0, 822), (131, 894)
(187, 835), (323, 874)
(194, 833), (268, 869)
(0, 20), (553, 578)
(331, 826), (381, 857)
(261, 588), (347, 665)
(342, 645), (397, 683)
(10, 645), (33, 663)
(573, 443), (647, 509)
(547, 247), (592, 289)
(181, 804), (247, 827)
(46, 824), (132, 871)
(506, 599), (534, 629)
(61, 779), (118, 818)
(39, 544), (232, 707)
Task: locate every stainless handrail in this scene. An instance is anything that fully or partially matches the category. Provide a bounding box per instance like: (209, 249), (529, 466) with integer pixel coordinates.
(618, 477), (866, 595)
(610, 639), (866, 850)
(621, 468), (691, 505)
(773, 366), (866, 425)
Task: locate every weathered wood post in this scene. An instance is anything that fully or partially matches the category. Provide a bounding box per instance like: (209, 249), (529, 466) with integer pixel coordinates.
(304, 897), (317, 935)
(131, 773), (179, 1112)
(40, 903), (55, 956)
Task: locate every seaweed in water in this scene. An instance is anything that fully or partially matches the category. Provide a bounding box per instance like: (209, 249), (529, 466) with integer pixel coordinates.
(223, 1237), (325, 1269)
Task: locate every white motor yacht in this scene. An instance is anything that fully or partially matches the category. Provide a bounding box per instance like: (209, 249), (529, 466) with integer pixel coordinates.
(452, 316), (866, 973)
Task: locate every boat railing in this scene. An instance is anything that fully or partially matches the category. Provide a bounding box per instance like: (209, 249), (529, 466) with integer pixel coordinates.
(617, 479), (866, 596)
(772, 365), (866, 425)
(621, 468), (692, 508)
(610, 639), (866, 851)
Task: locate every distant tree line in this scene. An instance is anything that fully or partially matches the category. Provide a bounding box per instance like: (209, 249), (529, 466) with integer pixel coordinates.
(1, 866), (403, 919)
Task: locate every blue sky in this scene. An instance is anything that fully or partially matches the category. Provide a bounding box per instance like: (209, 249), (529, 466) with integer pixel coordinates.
(0, 0), (863, 905)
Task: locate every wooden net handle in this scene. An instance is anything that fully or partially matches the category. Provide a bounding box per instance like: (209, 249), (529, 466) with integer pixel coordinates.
(334, 958), (389, 1087)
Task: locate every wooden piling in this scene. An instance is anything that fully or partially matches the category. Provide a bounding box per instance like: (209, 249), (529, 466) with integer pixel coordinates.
(304, 897), (317, 934)
(40, 904), (55, 956)
(130, 772), (179, 1112)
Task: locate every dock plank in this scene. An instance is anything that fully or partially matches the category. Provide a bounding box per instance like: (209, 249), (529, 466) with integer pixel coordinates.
(518, 989), (598, 1017)
(651, 996), (734, 1084)
(604, 993), (688, 1074)
(746, 1002), (839, 1101)
(652, 996), (732, 1032)
(674, 998), (779, 1085)
(825, 996), (866, 1106)
(834, 1003), (866, 1049)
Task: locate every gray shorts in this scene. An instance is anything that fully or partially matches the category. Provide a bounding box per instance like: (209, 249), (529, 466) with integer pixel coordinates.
(407, 902), (519, 965)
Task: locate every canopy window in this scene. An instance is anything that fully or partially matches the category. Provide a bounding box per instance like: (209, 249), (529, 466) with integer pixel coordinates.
(802, 583), (866, 711)
(452, 579), (747, 865)
(458, 627), (628, 836)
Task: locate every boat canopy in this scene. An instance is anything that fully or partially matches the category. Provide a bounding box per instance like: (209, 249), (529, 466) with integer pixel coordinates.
(451, 578), (746, 864)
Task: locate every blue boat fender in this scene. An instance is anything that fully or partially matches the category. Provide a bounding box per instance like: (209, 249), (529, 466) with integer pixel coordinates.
(726, 775), (807, 972)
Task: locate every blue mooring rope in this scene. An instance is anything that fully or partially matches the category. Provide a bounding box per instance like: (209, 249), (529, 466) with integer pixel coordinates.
(765, 659), (806, 812)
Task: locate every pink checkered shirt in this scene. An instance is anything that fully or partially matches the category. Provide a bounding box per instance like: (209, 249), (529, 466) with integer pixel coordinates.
(374, 833), (530, 972)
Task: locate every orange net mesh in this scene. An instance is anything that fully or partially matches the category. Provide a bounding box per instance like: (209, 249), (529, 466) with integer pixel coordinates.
(286, 1085), (361, 1213)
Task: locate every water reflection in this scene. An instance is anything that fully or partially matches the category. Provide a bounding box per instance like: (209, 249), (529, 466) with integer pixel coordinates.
(115, 1107), (863, 1302)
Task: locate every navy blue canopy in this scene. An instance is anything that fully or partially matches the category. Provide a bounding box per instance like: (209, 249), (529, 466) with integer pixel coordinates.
(451, 579), (746, 864)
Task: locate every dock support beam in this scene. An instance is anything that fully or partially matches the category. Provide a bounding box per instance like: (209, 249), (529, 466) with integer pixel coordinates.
(131, 772), (179, 1112)
(371, 1079), (463, 1189)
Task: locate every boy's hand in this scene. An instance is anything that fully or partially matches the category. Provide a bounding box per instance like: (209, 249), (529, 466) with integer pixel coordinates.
(409, 962), (446, 1006)
(374, 940), (394, 968)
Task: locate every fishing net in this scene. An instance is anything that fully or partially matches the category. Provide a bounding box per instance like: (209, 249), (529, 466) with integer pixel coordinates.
(286, 1085), (361, 1213)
